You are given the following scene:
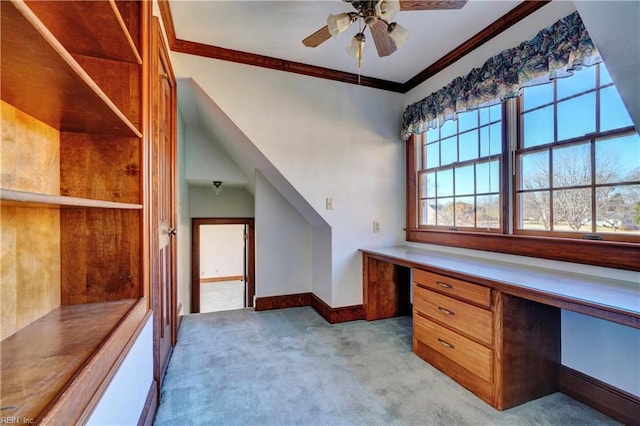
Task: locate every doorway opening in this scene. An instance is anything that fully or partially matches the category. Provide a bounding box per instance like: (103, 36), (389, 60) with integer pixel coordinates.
(191, 218), (255, 313)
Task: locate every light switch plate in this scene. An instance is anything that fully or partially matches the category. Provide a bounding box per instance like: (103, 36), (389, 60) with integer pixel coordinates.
(326, 197), (334, 210)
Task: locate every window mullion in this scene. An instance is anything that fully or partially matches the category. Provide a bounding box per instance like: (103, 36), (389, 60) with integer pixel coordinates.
(590, 139), (597, 233)
(506, 98), (518, 234)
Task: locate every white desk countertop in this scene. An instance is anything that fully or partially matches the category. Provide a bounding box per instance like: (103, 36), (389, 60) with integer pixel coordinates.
(361, 246), (640, 317)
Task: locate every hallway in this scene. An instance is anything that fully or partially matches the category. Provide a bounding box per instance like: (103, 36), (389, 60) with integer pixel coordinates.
(199, 280), (244, 313)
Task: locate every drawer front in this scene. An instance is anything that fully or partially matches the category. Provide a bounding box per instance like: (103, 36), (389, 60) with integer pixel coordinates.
(414, 314), (493, 383)
(414, 285), (493, 346)
(413, 269), (491, 308)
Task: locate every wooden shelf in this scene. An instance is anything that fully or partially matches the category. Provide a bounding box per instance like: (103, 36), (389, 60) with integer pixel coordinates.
(24, 0), (142, 64)
(0, 189), (143, 209)
(0, 299), (147, 423)
(0, 0), (142, 137)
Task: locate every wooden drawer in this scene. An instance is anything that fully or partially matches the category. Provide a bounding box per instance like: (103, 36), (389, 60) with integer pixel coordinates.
(414, 314), (493, 383)
(414, 285), (493, 346)
(413, 269), (491, 308)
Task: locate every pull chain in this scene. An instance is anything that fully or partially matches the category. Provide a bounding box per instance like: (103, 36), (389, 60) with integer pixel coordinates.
(358, 18), (362, 84)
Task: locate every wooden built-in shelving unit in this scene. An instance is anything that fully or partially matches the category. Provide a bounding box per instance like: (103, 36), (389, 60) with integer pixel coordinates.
(0, 0), (150, 422)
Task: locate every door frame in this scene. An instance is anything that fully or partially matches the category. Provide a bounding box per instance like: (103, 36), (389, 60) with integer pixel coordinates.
(191, 218), (255, 313)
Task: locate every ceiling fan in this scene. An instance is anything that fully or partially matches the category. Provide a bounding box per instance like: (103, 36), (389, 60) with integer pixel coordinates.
(302, 1), (468, 68)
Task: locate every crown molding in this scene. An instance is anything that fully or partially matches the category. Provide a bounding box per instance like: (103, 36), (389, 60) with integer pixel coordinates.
(402, 0), (551, 91)
(158, 0), (550, 93)
(171, 38), (405, 92)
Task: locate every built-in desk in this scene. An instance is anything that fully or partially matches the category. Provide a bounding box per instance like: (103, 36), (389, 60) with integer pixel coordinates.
(361, 246), (639, 327)
(360, 246), (639, 422)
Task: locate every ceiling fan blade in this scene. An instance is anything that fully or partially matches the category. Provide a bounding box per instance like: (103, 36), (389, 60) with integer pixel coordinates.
(302, 25), (332, 48)
(370, 20), (397, 57)
(399, 0), (468, 10)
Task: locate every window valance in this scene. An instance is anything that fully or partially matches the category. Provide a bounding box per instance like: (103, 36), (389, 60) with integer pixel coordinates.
(400, 11), (601, 141)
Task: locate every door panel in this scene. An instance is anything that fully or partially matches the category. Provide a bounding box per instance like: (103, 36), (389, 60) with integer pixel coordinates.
(151, 17), (176, 385)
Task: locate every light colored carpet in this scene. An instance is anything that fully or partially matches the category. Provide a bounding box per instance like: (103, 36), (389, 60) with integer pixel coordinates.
(200, 281), (244, 313)
(154, 307), (618, 426)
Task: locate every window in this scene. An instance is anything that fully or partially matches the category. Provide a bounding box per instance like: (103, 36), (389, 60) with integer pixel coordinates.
(411, 63), (639, 252)
(516, 64), (640, 240)
(418, 105), (502, 231)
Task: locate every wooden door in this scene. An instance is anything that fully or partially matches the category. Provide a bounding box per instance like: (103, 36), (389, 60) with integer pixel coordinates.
(151, 18), (176, 384)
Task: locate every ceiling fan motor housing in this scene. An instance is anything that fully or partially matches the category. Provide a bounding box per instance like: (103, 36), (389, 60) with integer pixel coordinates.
(364, 13), (378, 27)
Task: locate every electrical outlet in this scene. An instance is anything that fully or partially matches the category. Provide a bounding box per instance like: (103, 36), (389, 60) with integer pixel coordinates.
(326, 197), (334, 210)
(373, 221), (380, 233)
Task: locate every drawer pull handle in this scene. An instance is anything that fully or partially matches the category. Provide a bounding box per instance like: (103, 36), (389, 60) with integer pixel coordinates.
(438, 307), (455, 316)
(436, 281), (453, 289)
(438, 338), (454, 349)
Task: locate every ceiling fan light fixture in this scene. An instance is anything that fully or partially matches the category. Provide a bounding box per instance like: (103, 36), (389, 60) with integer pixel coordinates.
(345, 32), (366, 59)
(327, 13), (352, 38)
(388, 22), (410, 47)
(375, 0), (400, 22)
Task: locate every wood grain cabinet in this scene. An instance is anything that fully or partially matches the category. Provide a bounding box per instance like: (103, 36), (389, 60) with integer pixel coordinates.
(412, 268), (561, 410)
(1, 1), (152, 423)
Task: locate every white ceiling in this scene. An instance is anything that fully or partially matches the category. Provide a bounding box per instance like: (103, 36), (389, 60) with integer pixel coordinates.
(169, 0), (522, 83)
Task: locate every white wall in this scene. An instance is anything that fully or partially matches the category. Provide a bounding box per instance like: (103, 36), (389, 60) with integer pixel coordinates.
(88, 317), (153, 425)
(177, 111), (191, 316)
(402, 2), (640, 397)
(563, 310), (640, 396)
(185, 126), (249, 187)
(312, 225), (332, 304)
(190, 186), (254, 218)
(255, 172), (312, 298)
(199, 225), (244, 279)
(171, 52), (405, 307)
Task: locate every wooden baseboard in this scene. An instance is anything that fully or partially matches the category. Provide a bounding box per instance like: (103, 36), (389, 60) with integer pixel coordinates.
(253, 293), (364, 323)
(176, 302), (184, 334)
(137, 379), (158, 426)
(200, 275), (243, 284)
(310, 294), (365, 324)
(559, 365), (640, 425)
(254, 293), (311, 311)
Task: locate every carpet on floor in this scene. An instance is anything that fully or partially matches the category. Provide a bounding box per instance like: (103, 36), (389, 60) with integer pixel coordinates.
(154, 307), (617, 426)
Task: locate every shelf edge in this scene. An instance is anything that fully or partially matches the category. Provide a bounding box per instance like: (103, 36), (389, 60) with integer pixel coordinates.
(1, 188), (143, 209)
(108, 0), (143, 65)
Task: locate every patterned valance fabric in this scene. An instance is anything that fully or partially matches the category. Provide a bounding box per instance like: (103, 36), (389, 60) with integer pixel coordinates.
(400, 11), (601, 141)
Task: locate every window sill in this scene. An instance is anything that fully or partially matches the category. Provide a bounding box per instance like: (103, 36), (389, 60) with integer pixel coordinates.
(405, 228), (640, 271)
